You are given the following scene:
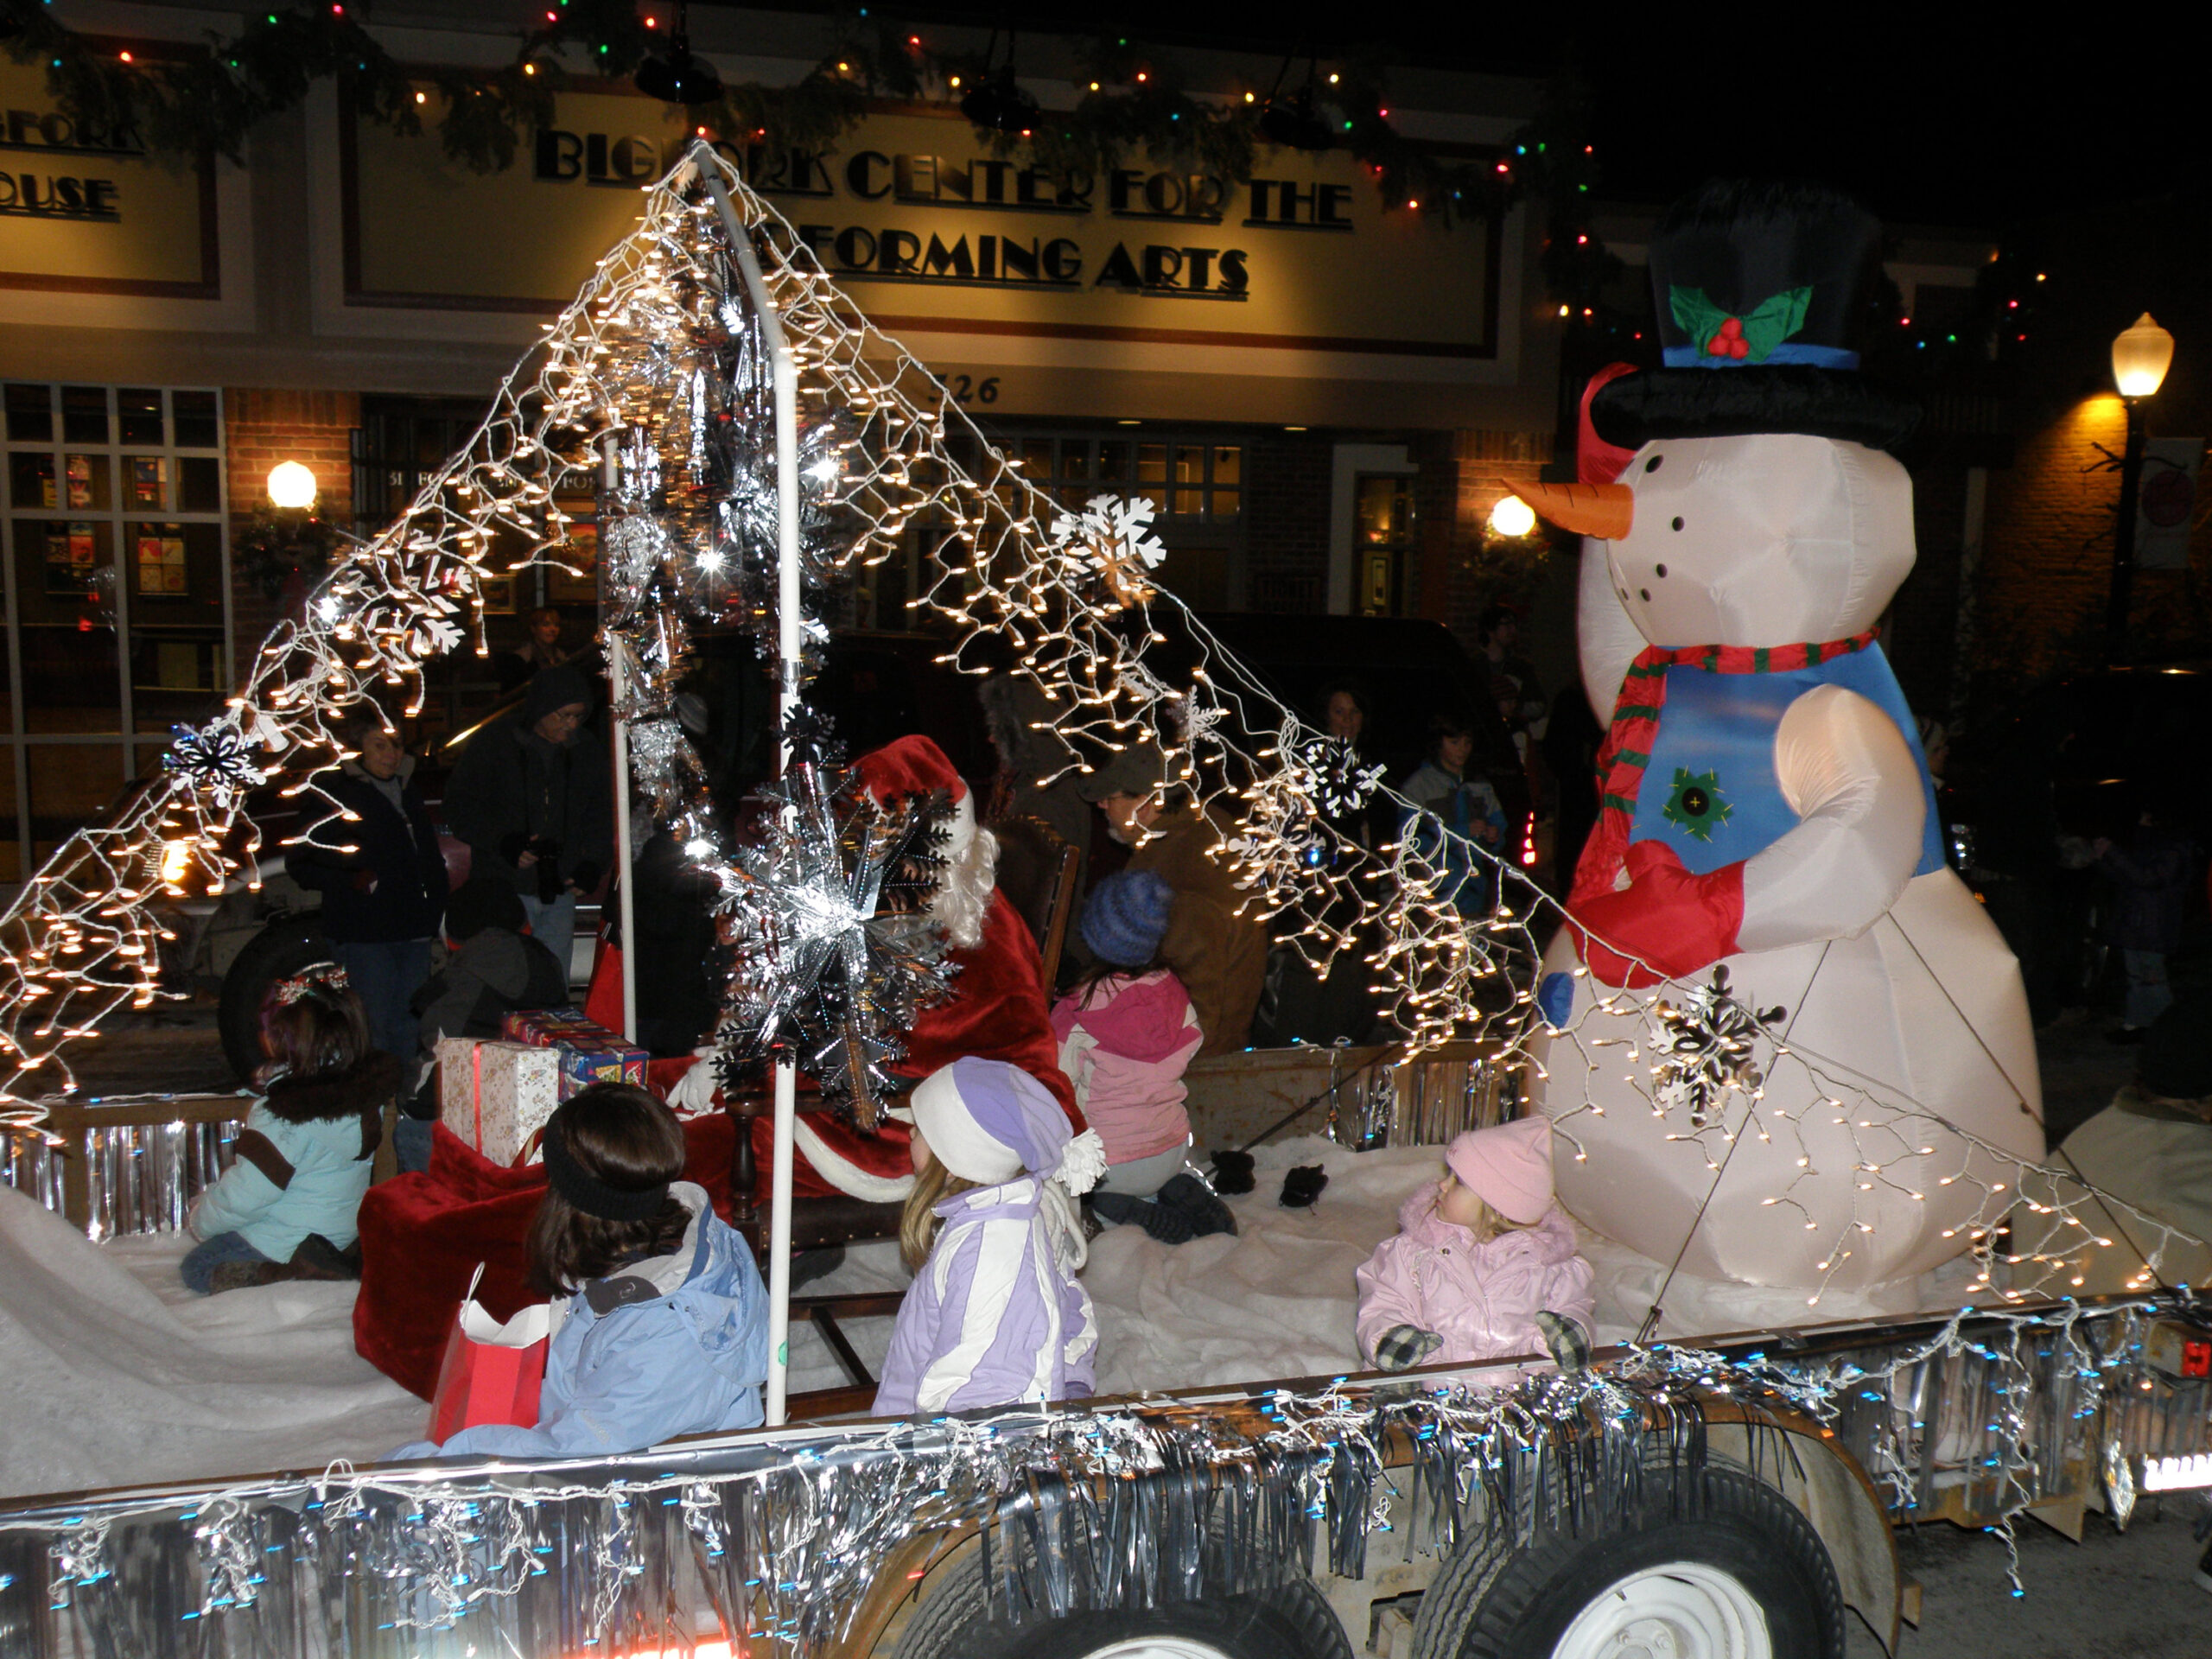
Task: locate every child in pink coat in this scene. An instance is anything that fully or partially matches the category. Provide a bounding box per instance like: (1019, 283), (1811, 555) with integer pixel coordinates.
(1052, 871), (1232, 1244)
(1354, 1116), (1595, 1371)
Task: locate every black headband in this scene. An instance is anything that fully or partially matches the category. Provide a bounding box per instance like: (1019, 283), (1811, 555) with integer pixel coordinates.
(540, 1111), (672, 1223)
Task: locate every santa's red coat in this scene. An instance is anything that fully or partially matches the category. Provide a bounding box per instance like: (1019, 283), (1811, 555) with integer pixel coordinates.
(741, 888), (1079, 1196)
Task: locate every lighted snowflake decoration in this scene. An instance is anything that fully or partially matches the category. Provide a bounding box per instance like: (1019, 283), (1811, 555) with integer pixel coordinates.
(161, 716), (265, 809)
(1050, 493), (1166, 607)
(713, 761), (959, 1123)
(1649, 965), (1787, 1129)
(1297, 735), (1387, 818)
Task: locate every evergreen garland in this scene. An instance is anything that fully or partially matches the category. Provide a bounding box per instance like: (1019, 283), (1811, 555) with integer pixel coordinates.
(0, 1), (1609, 289)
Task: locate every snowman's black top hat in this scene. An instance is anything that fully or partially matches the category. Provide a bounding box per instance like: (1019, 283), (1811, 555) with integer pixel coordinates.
(1589, 181), (1920, 453)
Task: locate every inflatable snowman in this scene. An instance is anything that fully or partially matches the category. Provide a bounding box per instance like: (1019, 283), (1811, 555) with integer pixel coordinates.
(1519, 184), (2044, 1293)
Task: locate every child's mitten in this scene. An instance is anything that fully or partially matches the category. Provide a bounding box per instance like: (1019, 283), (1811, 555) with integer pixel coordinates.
(1210, 1148), (1256, 1195)
(1372, 1325), (1443, 1372)
(1279, 1165), (1328, 1208)
(1534, 1309), (1592, 1374)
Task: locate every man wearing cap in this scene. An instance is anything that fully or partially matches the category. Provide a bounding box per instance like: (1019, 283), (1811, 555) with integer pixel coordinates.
(1076, 743), (1268, 1058)
(442, 664), (612, 978)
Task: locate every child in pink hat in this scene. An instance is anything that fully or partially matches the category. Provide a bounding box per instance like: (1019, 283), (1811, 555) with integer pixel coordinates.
(1354, 1116), (1594, 1372)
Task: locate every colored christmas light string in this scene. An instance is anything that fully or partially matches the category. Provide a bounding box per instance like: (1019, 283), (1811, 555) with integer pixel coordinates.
(0, 139), (2197, 1325)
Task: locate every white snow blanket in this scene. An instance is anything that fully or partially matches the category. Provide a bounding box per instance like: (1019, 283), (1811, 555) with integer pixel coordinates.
(0, 1135), (1994, 1502)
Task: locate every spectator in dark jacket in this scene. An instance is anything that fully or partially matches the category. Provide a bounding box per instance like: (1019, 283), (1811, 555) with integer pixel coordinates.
(441, 664), (611, 978)
(397, 878), (569, 1172)
(290, 712), (448, 1061)
(2094, 807), (2198, 1041)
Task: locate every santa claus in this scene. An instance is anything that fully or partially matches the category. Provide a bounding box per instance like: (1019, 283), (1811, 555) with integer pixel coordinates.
(668, 733), (1080, 1202)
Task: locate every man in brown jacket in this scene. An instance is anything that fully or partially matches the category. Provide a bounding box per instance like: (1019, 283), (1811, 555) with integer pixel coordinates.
(1077, 747), (1268, 1058)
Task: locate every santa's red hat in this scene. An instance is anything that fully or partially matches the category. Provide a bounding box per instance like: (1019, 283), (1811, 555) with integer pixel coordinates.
(853, 734), (975, 855)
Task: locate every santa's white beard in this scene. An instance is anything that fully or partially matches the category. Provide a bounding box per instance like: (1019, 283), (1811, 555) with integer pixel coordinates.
(929, 826), (997, 950)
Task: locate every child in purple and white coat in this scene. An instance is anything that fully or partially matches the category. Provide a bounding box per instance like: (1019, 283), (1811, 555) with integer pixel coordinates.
(1355, 1116), (1594, 1373)
(874, 1058), (1108, 1417)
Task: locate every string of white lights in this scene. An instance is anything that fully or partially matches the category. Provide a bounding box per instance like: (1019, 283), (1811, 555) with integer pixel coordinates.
(0, 142), (2196, 1315)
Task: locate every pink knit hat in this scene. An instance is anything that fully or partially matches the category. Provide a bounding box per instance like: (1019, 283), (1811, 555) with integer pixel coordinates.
(1445, 1116), (1555, 1226)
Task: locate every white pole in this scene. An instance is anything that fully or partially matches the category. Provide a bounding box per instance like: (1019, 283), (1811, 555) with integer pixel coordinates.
(702, 149), (801, 1427)
(607, 635), (640, 1045)
(599, 435), (640, 1044)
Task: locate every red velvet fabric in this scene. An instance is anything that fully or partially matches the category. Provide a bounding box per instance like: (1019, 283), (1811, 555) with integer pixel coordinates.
(893, 891), (1079, 1122)
(741, 891), (1080, 1200)
(353, 1116), (738, 1399)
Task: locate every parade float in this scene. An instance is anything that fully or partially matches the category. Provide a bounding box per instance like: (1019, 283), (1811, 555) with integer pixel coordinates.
(0, 149), (2208, 1659)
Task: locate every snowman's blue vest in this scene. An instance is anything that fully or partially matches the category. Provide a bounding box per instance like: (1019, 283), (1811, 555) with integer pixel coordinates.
(1629, 645), (1945, 877)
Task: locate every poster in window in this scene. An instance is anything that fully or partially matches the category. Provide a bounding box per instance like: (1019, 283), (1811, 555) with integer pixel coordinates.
(45, 523), (98, 595)
(136, 532), (188, 597)
(545, 497), (599, 605)
(477, 574), (517, 613)
(130, 456), (168, 509)
(66, 454), (92, 509)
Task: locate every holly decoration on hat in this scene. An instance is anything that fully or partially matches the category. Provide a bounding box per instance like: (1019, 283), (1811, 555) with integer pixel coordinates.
(1670, 285), (1813, 364)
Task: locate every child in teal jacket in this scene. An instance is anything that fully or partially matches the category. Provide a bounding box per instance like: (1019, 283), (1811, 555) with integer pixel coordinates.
(183, 964), (399, 1293)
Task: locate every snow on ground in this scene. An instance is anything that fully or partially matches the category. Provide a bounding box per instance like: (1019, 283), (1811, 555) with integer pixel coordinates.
(0, 1135), (1995, 1501)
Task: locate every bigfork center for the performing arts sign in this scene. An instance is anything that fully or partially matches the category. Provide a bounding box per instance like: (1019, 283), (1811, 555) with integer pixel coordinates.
(345, 85), (1500, 359)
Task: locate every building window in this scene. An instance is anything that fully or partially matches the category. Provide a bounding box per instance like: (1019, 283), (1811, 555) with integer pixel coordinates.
(1, 383), (229, 886)
(1354, 473), (1416, 617)
(991, 430), (1243, 521)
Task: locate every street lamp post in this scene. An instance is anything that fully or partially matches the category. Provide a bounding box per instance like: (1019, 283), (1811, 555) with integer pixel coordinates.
(2104, 313), (2176, 664)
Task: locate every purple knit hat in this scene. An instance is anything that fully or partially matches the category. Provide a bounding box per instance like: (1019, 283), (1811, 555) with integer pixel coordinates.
(910, 1057), (1105, 1192)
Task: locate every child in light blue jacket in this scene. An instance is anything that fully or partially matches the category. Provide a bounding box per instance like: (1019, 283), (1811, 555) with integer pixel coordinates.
(392, 1083), (768, 1461)
(183, 964), (399, 1293)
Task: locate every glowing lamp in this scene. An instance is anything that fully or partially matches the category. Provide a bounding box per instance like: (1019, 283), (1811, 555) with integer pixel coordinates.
(1488, 495), (1537, 538)
(158, 840), (194, 888)
(267, 461), (318, 509)
(2112, 313), (2174, 399)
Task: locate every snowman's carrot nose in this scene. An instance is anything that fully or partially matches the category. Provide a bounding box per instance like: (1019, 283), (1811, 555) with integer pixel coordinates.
(1510, 481), (1634, 540)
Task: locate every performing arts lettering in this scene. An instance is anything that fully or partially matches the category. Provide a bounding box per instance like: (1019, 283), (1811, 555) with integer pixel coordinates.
(350, 95), (1497, 358)
(534, 128), (1363, 301)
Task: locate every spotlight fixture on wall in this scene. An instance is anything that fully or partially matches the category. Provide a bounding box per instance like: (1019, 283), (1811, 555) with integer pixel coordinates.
(957, 29), (1038, 135)
(1256, 46), (1333, 152)
(634, 2), (723, 106)
(1258, 85), (1332, 151)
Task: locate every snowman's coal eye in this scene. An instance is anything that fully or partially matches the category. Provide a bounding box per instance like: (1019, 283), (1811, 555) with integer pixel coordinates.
(1671, 517), (1684, 531)
(1644, 454), (1663, 473)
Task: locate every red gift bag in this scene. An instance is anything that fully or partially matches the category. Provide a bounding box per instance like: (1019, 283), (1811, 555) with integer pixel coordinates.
(426, 1264), (554, 1441)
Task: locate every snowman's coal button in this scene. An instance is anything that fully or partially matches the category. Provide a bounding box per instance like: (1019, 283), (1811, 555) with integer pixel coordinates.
(1639, 588), (1651, 601)
(1656, 564), (1668, 577)
(1671, 516), (1684, 531)
(1644, 454), (1663, 473)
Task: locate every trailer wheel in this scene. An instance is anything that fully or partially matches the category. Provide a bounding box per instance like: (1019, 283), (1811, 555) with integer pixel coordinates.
(218, 915), (330, 1082)
(1409, 1466), (1844, 1659)
(893, 1554), (1351, 1659)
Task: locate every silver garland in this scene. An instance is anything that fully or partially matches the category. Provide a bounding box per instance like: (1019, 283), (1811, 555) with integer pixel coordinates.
(9, 1295), (2206, 1656)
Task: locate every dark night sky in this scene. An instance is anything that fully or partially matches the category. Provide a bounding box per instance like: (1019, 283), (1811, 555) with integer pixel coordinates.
(861, 4), (2211, 230)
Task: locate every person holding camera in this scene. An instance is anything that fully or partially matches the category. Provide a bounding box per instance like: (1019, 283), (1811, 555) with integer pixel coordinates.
(442, 664), (612, 980)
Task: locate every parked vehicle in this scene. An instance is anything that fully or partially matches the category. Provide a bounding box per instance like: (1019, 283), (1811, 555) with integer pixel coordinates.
(1951, 664), (2212, 1020)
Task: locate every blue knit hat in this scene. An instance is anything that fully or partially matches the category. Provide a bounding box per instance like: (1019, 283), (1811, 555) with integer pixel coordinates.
(1077, 870), (1175, 969)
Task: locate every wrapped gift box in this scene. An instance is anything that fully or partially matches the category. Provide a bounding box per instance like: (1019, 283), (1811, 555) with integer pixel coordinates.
(500, 1008), (648, 1101)
(500, 1007), (597, 1047)
(436, 1037), (563, 1166)
(550, 1035), (649, 1099)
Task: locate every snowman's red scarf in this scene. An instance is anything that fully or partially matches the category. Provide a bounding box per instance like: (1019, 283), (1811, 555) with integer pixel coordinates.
(1567, 629), (1878, 910)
